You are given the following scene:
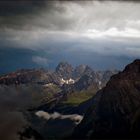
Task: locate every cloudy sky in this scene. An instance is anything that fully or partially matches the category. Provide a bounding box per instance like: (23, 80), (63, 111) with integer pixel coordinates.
(0, 0), (140, 73)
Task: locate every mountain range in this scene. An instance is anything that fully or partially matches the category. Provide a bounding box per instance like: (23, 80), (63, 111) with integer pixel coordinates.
(0, 62), (118, 113)
(1, 60), (140, 139)
(0, 62), (118, 86)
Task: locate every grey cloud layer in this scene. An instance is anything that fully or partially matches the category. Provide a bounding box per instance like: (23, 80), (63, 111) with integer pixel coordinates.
(0, 0), (140, 70)
(0, 0), (140, 40)
(1, 0), (140, 31)
(1, 0), (140, 45)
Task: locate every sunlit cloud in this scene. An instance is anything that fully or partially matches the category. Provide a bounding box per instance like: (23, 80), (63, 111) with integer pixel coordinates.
(85, 27), (140, 39)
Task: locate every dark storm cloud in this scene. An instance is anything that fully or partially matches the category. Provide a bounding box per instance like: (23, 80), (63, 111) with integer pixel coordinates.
(0, 0), (47, 16)
(0, 1), (79, 33)
(0, 0), (140, 31)
(0, 0), (53, 29)
(0, 0), (140, 36)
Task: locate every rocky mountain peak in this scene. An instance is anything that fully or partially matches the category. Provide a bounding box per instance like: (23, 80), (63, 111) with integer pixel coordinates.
(108, 59), (140, 84)
(73, 65), (87, 77)
(73, 65), (93, 79)
(55, 62), (73, 79)
(123, 59), (140, 73)
(84, 65), (93, 75)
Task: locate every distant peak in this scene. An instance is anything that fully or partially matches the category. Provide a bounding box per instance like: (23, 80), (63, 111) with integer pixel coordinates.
(55, 61), (73, 79)
(56, 61), (73, 69)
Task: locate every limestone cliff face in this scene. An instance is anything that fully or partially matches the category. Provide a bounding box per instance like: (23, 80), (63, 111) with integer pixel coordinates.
(73, 59), (140, 139)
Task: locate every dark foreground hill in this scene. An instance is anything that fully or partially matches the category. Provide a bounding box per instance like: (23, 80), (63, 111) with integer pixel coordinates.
(73, 59), (140, 139)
